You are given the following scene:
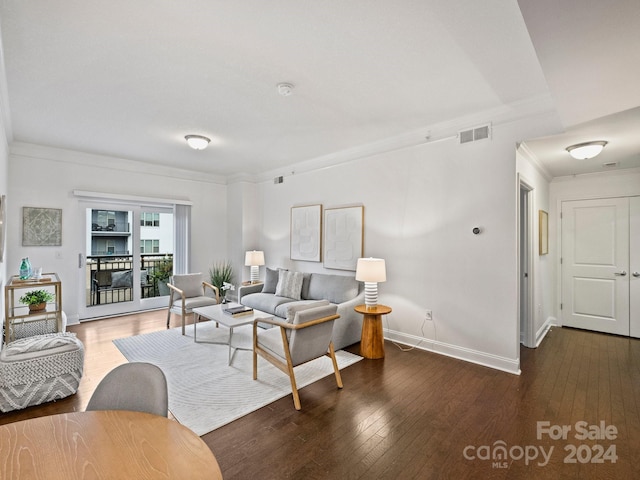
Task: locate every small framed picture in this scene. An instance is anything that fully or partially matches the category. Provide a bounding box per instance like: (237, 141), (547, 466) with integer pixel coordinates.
(539, 210), (548, 255)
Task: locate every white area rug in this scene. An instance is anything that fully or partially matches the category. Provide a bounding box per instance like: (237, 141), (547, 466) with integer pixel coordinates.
(113, 322), (362, 436)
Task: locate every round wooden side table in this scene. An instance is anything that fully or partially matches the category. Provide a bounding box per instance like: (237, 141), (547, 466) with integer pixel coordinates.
(355, 304), (392, 359)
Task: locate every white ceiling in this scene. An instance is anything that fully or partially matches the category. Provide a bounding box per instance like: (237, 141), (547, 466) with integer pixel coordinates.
(0, 1), (638, 179)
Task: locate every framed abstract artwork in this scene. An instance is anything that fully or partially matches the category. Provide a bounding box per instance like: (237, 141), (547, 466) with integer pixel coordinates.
(323, 205), (364, 271)
(290, 204), (322, 262)
(23, 207), (63, 246)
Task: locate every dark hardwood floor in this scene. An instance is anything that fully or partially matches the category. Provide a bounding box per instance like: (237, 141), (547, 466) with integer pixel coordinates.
(1, 311), (639, 479)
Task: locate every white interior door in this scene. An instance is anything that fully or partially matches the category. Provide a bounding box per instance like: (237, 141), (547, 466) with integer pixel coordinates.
(630, 197), (640, 337)
(562, 198), (630, 335)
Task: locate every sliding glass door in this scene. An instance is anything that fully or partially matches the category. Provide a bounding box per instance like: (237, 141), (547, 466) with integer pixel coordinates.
(78, 202), (174, 319)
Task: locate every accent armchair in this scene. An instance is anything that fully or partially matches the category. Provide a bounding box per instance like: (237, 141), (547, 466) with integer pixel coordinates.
(253, 302), (342, 410)
(167, 273), (219, 334)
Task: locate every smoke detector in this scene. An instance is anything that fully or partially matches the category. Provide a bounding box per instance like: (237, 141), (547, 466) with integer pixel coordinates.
(277, 83), (294, 96)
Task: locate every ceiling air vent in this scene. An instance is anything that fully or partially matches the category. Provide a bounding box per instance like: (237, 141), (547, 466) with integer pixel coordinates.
(459, 124), (492, 145)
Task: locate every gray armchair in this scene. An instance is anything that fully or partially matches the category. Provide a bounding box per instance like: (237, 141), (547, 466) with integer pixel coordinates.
(167, 273), (219, 334)
(253, 302), (342, 410)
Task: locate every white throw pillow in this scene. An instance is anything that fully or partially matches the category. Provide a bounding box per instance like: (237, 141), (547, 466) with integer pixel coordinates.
(275, 270), (304, 300)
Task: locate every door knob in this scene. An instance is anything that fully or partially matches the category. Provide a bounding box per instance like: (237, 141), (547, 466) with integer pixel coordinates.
(633, 272), (640, 278)
(614, 271), (627, 276)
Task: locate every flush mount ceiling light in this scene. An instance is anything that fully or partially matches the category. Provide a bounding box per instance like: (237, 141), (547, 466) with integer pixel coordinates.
(277, 83), (294, 96)
(185, 134), (211, 150)
(566, 140), (608, 160)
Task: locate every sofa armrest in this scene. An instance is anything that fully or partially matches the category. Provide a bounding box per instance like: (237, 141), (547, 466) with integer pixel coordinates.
(332, 290), (366, 350)
(238, 283), (263, 303)
(336, 291), (365, 315)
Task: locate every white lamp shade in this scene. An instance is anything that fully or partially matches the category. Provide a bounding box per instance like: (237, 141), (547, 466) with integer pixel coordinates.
(245, 250), (265, 266)
(355, 258), (386, 282)
(185, 135), (211, 150)
(566, 141), (607, 160)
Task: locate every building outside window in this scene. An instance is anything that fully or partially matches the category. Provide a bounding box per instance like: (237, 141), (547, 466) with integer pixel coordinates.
(140, 212), (160, 227)
(140, 239), (160, 253)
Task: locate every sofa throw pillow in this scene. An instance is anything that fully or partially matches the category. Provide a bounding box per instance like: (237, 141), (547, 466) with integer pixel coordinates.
(261, 267), (281, 294)
(275, 270), (304, 300)
(111, 270), (132, 288)
(285, 300), (330, 323)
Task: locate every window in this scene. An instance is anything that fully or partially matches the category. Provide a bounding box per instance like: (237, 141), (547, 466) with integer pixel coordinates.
(140, 239), (160, 253)
(140, 212), (160, 227)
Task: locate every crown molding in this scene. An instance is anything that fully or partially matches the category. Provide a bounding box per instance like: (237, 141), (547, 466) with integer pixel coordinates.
(517, 142), (553, 182)
(9, 142), (228, 185)
(255, 93), (558, 183)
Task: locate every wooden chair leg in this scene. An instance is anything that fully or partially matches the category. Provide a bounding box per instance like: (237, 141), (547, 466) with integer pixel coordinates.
(287, 365), (301, 411)
(252, 323), (258, 380)
(328, 342), (343, 389)
(166, 310), (172, 329)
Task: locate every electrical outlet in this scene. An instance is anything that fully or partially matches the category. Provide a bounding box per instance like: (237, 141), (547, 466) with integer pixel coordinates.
(425, 309), (433, 321)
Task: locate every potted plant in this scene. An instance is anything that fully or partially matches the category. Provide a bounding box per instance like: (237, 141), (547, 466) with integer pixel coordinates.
(19, 289), (55, 312)
(151, 256), (173, 296)
(209, 261), (234, 303)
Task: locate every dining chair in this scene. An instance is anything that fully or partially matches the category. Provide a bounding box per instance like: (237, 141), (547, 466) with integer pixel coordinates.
(86, 362), (168, 417)
(253, 302), (342, 410)
(167, 273), (219, 334)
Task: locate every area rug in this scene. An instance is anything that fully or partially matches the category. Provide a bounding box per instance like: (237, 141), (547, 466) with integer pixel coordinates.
(113, 322), (362, 436)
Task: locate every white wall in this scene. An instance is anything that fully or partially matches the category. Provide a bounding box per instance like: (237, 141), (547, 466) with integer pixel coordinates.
(6, 144), (227, 324)
(250, 113), (557, 373)
(516, 148), (554, 346)
(0, 103), (8, 321)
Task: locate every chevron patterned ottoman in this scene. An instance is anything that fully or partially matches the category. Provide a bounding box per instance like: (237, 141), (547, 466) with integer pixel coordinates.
(0, 332), (84, 412)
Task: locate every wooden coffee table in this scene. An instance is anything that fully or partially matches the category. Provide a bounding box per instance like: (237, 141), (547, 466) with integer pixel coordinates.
(192, 304), (271, 365)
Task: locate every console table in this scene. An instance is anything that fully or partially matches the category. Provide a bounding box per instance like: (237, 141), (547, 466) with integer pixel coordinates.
(3, 273), (62, 343)
(355, 304), (392, 359)
(0, 410), (223, 479)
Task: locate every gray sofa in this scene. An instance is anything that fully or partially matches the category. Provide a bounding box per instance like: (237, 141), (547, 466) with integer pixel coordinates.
(238, 268), (364, 350)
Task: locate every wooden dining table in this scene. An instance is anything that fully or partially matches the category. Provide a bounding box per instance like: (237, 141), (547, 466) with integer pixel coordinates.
(0, 410), (223, 479)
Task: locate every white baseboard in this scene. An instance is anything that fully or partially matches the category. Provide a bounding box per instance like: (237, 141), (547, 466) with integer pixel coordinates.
(384, 329), (521, 375)
(534, 316), (556, 347)
(65, 313), (80, 326)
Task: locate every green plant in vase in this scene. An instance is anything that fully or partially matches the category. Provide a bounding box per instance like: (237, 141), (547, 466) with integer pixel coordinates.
(19, 289), (55, 312)
(151, 256), (173, 296)
(209, 261), (234, 304)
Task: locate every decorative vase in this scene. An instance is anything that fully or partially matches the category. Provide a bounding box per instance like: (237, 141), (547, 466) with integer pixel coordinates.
(29, 302), (46, 312)
(157, 281), (170, 296)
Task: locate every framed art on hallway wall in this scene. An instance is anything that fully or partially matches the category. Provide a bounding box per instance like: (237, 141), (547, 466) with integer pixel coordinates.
(539, 210), (548, 255)
(290, 204), (322, 262)
(323, 205), (363, 271)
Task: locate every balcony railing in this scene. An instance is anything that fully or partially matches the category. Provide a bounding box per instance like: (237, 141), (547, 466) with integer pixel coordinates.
(85, 253), (173, 307)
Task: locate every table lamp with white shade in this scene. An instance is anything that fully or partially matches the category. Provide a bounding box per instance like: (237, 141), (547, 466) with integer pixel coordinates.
(245, 250), (265, 283)
(355, 257), (386, 308)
